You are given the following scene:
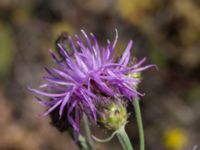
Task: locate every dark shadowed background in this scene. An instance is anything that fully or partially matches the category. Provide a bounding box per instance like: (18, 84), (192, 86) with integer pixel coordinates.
(0, 0), (200, 150)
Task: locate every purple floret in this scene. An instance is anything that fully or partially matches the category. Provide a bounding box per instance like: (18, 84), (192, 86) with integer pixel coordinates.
(29, 29), (156, 135)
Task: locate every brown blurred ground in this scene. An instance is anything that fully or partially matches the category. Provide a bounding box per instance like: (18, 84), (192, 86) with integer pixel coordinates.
(0, 0), (200, 150)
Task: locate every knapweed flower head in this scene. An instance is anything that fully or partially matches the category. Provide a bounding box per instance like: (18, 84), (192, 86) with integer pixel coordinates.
(29, 29), (156, 135)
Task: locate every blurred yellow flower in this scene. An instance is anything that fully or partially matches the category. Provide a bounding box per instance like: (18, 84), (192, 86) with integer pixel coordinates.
(164, 128), (188, 150)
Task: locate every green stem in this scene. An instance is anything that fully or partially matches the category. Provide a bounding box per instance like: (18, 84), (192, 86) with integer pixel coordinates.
(67, 129), (88, 150)
(83, 114), (95, 150)
(117, 126), (134, 150)
(78, 134), (89, 150)
(132, 99), (145, 150)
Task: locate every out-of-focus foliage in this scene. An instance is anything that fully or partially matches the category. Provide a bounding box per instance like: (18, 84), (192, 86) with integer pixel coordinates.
(0, 23), (13, 79)
(0, 0), (199, 150)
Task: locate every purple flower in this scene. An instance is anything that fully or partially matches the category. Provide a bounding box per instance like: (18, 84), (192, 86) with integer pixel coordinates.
(29, 29), (156, 135)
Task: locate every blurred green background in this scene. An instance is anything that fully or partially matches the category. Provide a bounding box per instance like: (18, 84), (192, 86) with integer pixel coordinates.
(0, 0), (200, 150)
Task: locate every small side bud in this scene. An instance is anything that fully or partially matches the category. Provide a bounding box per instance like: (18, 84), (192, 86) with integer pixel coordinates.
(128, 72), (141, 89)
(129, 72), (141, 79)
(97, 100), (128, 130)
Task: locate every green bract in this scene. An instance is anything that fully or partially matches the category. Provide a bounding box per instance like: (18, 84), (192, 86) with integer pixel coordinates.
(98, 101), (128, 130)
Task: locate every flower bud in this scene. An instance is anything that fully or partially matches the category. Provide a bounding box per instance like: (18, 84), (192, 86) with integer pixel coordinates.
(129, 72), (141, 79)
(97, 100), (128, 130)
(128, 72), (141, 89)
